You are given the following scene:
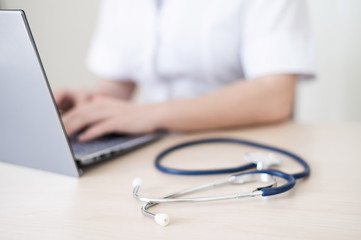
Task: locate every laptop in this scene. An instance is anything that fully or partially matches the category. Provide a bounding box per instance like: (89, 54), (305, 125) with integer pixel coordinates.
(0, 10), (163, 177)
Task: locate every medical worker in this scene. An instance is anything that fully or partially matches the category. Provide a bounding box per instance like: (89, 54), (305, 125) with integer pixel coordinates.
(55, 0), (315, 141)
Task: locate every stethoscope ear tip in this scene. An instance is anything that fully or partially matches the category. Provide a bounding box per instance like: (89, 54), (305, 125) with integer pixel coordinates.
(132, 178), (143, 188)
(154, 213), (170, 226)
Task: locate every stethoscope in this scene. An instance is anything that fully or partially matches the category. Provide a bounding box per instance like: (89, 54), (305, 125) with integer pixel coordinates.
(132, 138), (310, 226)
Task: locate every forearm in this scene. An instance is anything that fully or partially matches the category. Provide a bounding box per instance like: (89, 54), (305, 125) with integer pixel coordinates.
(152, 74), (296, 131)
(61, 74), (296, 140)
(93, 79), (136, 100)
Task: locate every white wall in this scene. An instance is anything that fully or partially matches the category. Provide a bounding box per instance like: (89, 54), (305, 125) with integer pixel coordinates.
(1, 0), (100, 88)
(296, 0), (361, 122)
(1, 0), (360, 122)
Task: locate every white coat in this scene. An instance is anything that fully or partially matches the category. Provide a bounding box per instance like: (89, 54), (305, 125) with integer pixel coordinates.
(87, 0), (315, 103)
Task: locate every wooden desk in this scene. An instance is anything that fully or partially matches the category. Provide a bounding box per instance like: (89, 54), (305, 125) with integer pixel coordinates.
(1, 122), (361, 239)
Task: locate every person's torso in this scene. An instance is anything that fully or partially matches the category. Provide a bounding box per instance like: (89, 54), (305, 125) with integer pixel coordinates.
(105, 0), (247, 101)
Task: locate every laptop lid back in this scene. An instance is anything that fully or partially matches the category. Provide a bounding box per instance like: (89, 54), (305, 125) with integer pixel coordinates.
(0, 10), (80, 177)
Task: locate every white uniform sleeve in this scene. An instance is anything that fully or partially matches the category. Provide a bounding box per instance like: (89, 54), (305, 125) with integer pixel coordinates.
(240, 0), (315, 80)
(86, 0), (132, 80)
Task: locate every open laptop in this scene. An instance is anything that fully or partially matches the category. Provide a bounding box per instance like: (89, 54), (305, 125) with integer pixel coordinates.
(0, 10), (163, 177)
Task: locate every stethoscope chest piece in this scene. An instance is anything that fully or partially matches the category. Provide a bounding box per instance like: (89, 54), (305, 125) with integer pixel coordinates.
(244, 151), (282, 170)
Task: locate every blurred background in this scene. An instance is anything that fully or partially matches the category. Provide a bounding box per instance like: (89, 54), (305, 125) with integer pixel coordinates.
(1, 0), (360, 122)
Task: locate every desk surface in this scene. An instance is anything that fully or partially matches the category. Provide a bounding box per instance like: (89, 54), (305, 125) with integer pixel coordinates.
(1, 122), (361, 240)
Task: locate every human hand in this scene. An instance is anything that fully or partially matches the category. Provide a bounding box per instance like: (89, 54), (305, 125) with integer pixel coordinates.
(62, 96), (162, 141)
(53, 88), (93, 114)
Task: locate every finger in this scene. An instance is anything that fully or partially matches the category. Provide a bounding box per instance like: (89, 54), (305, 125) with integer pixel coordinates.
(62, 104), (109, 136)
(73, 88), (92, 104)
(62, 96), (116, 135)
(53, 89), (73, 111)
(53, 89), (66, 105)
(78, 119), (120, 141)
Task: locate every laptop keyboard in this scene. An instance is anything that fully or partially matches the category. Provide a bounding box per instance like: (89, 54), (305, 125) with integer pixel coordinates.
(69, 133), (137, 157)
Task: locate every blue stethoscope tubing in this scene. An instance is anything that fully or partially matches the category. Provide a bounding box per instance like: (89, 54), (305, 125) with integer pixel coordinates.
(234, 169), (296, 196)
(154, 138), (310, 196)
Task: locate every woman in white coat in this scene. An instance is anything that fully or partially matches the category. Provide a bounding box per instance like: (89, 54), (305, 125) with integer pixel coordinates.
(55, 0), (315, 141)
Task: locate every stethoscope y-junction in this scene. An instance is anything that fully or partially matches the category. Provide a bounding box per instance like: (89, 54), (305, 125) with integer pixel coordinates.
(132, 138), (310, 226)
